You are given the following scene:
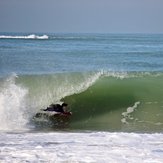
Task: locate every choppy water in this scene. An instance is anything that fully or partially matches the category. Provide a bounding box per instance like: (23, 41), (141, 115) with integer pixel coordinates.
(0, 33), (163, 162)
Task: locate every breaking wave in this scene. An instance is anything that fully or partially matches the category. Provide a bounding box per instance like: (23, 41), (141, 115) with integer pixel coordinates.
(0, 71), (163, 132)
(0, 34), (49, 39)
(0, 74), (28, 131)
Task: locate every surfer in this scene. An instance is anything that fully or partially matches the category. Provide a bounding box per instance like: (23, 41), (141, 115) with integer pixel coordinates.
(44, 103), (72, 115)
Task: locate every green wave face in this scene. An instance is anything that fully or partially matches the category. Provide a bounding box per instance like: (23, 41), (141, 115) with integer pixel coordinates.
(1, 72), (163, 132)
(63, 74), (163, 132)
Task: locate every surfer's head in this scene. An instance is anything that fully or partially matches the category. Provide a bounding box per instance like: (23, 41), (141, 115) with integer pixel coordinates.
(62, 103), (68, 112)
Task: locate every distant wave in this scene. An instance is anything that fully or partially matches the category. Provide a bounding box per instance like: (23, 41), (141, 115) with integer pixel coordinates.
(0, 34), (49, 39)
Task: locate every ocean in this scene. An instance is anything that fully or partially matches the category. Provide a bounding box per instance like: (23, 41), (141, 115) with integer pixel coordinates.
(0, 33), (163, 162)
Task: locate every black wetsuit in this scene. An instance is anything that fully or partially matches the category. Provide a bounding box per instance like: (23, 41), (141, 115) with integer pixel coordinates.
(44, 104), (64, 113)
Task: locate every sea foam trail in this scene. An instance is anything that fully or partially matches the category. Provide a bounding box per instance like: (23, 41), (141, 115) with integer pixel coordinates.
(0, 34), (49, 39)
(121, 101), (140, 124)
(0, 74), (28, 131)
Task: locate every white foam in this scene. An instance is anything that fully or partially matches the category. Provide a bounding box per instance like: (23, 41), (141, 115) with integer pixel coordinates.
(0, 74), (28, 131)
(121, 101), (140, 124)
(93, 69), (128, 79)
(0, 132), (163, 162)
(0, 34), (49, 39)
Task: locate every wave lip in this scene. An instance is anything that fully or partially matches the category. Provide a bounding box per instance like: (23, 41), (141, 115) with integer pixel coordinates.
(0, 34), (49, 40)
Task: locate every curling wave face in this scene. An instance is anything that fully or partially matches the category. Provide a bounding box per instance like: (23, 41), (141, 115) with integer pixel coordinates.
(0, 71), (163, 132)
(63, 72), (163, 132)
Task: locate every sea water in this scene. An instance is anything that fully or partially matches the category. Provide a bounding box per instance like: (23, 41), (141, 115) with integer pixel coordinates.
(0, 33), (163, 162)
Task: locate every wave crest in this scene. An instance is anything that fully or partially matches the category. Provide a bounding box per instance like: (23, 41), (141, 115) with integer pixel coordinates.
(0, 34), (49, 40)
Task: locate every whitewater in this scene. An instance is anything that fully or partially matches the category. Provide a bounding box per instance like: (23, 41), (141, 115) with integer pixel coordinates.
(1, 132), (163, 163)
(0, 33), (163, 162)
(0, 34), (49, 39)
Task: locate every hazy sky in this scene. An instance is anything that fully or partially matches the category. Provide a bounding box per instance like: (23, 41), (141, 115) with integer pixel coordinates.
(0, 0), (163, 33)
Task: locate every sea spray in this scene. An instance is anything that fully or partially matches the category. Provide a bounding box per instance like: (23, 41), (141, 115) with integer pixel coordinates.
(0, 74), (28, 131)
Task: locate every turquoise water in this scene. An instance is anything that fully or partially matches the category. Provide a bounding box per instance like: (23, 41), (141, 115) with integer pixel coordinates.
(0, 33), (163, 132)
